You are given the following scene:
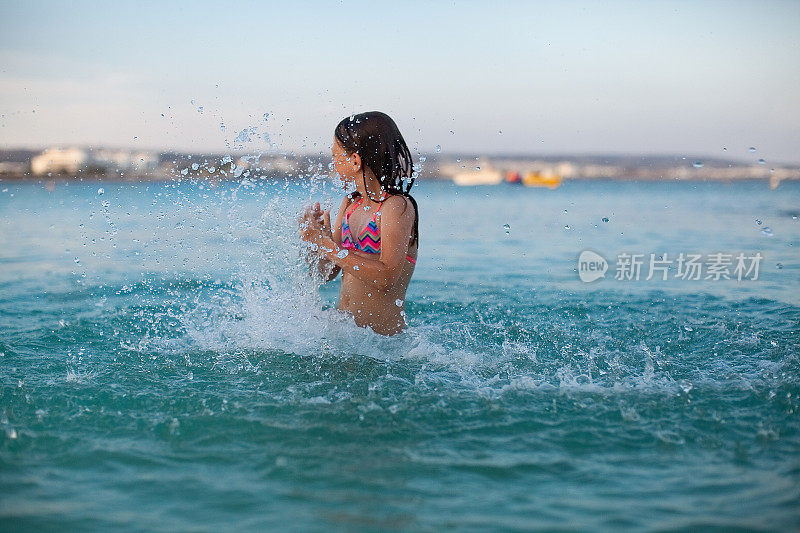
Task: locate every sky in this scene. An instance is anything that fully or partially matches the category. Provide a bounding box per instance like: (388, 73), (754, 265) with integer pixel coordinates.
(1, 0), (799, 164)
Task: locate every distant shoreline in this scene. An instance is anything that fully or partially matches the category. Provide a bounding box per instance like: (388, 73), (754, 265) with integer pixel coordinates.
(2, 147), (798, 185)
(2, 174), (796, 185)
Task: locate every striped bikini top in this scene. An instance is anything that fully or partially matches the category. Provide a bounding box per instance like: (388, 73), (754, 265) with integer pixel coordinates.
(341, 194), (416, 264)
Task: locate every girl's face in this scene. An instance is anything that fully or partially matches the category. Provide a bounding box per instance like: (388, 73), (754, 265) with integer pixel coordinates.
(331, 137), (358, 187)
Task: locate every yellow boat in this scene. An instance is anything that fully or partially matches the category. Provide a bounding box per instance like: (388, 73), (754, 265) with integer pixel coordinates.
(522, 171), (562, 189)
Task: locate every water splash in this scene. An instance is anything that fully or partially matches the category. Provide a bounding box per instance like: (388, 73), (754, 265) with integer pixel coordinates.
(235, 128), (253, 144)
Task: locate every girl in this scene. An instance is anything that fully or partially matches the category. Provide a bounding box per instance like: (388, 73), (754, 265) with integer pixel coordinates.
(300, 111), (419, 336)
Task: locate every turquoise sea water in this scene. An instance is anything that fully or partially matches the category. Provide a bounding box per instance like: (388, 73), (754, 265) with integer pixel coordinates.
(1, 178), (799, 531)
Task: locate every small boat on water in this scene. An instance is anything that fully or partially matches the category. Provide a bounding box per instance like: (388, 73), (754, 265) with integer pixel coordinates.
(522, 171), (562, 189)
(452, 168), (504, 186)
(450, 160), (562, 188)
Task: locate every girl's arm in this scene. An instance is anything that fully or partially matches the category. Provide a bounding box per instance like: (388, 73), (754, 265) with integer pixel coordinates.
(320, 196), (350, 281)
(304, 197), (350, 281)
(311, 195), (415, 291)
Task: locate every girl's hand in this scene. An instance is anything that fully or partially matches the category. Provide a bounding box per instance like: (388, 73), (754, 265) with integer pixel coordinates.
(307, 202), (323, 223)
(299, 203), (333, 246)
(299, 213), (320, 242)
(300, 202), (325, 229)
(318, 208), (332, 236)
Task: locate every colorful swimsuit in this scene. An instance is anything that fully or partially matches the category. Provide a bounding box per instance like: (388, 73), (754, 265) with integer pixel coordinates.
(341, 194), (417, 265)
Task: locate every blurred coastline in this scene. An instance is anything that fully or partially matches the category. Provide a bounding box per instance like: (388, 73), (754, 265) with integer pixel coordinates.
(1, 146), (797, 186)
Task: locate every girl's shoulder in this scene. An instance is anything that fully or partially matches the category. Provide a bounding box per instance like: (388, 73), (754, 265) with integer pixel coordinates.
(382, 193), (415, 210)
(379, 194), (416, 221)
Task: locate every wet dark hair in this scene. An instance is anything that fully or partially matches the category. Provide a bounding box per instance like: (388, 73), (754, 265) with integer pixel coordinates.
(334, 111), (419, 246)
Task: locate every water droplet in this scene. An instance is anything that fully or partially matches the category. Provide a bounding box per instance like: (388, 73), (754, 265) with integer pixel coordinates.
(758, 158), (766, 165)
(337, 249), (349, 259)
(352, 265), (359, 270)
(692, 161), (703, 168)
(73, 257), (80, 264)
(564, 225), (570, 230)
(235, 129), (251, 143)
(749, 147), (756, 153)
(219, 122), (226, 132)
(498, 130), (502, 135)
(755, 219), (762, 225)
(191, 163), (199, 171)
(180, 168), (188, 176)
(503, 223), (510, 234)
(722, 147), (727, 151)
(395, 299), (404, 307)
(419, 155), (426, 162)
(449, 130), (454, 135)
(761, 227), (773, 236)
(684, 326), (693, 332)
(602, 217), (609, 223)
(263, 113), (270, 122)
(97, 188), (104, 195)
(435, 145), (441, 153)
(776, 263), (783, 269)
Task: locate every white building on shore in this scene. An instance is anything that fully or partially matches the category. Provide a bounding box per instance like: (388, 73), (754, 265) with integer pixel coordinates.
(30, 147), (89, 175)
(30, 146), (160, 176)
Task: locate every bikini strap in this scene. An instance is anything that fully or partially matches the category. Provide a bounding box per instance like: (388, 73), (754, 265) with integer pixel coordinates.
(348, 192), (389, 217)
(375, 191), (390, 213)
(345, 196), (363, 219)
